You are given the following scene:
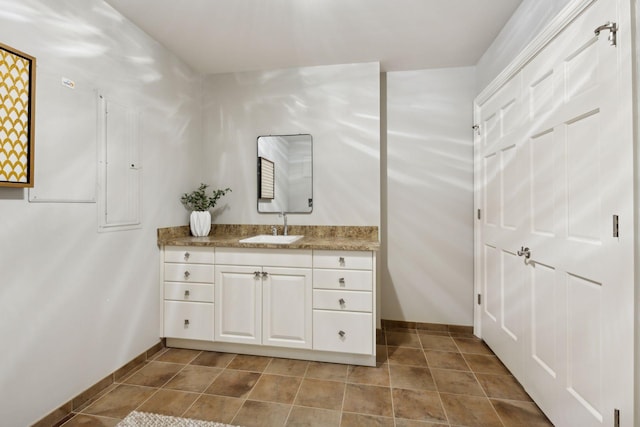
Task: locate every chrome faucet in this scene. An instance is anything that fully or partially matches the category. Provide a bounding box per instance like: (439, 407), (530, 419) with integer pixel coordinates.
(279, 212), (288, 236)
(271, 226), (278, 236)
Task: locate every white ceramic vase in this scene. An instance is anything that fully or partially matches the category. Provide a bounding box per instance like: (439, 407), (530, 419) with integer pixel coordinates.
(190, 211), (211, 237)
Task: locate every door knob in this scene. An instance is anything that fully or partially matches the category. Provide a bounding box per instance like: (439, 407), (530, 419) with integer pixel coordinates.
(517, 246), (531, 259)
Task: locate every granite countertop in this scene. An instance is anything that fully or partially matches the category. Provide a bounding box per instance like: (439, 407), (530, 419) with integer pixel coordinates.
(158, 224), (380, 251)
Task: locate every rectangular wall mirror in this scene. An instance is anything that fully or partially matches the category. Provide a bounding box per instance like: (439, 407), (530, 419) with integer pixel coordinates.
(257, 134), (312, 213)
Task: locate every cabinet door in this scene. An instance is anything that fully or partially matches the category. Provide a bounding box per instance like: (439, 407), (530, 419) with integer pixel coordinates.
(262, 267), (312, 349)
(215, 265), (262, 345)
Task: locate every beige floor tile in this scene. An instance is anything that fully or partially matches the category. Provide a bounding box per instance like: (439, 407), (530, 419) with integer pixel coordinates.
(477, 373), (532, 401)
(340, 412), (395, 426)
(424, 349), (470, 371)
(463, 354), (511, 375)
(136, 389), (199, 416)
(389, 365), (436, 391)
(454, 337), (493, 355)
(491, 398), (554, 426)
(343, 384), (393, 417)
(81, 384), (156, 419)
(385, 331), (421, 348)
(190, 351), (236, 368)
(394, 419), (448, 427)
(266, 358), (309, 377)
(61, 414), (119, 427)
(294, 378), (345, 410)
(204, 369), (261, 398)
(153, 348), (201, 364)
(121, 362), (183, 388)
(391, 388), (447, 423)
(431, 369), (484, 396)
(387, 347), (428, 366)
(182, 394), (243, 423)
(440, 393), (503, 427)
(347, 364), (390, 387)
(286, 406), (341, 427)
(376, 345), (388, 364)
(164, 365), (222, 393)
(232, 400), (290, 427)
(227, 354), (272, 372)
(248, 374), (302, 404)
(418, 335), (458, 352)
(306, 362), (349, 381)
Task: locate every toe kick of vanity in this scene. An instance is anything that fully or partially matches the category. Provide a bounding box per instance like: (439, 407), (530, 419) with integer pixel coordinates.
(159, 242), (378, 367)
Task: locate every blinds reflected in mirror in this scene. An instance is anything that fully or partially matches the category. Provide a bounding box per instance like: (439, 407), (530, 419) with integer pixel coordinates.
(259, 156), (275, 199)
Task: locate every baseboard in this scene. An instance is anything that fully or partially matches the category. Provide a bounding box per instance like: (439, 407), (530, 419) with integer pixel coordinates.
(31, 340), (165, 427)
(381, 319), (474, 335)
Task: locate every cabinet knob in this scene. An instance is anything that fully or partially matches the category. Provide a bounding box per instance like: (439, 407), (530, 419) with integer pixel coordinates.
(254, 271), (261, 278)
(184, 319), (190, 326)
(184, 290), (190, 297)
(339, 278), (345, 286)
(261, 271), (269, 278)
(338, 330), (346, 337)
(184, 252), (190, 261)
(184, 270), (190, 279)
(338, 257), (345, 265)
(339, 298), (346, 305)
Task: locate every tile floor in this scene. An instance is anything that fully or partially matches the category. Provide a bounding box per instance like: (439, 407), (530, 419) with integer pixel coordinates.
(59, 327), (553, 426)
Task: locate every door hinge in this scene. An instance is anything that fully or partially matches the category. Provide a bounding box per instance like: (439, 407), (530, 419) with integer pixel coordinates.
(614, 408), (620, 427)
(613, 215), (619, 237)
(594, 21), (618, 47)
(477, 209), (481, 220)
(477, 294), (482, 305)
(472, 124), (480, 135)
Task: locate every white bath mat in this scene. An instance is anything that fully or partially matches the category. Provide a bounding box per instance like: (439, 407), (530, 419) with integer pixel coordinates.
(116, 411), (238, 427)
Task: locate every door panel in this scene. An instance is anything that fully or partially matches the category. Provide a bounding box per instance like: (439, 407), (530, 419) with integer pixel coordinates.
(215, 265), (262, 344)
(476, 0), (634, 425)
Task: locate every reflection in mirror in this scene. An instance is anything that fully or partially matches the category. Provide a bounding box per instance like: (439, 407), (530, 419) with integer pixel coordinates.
(257, 134), (312, 213)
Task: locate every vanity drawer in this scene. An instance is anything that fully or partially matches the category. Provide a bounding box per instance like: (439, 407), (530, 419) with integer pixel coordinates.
(164, 283), (214, 303)
(313, 269), (372, 291)
(165, 246), (214, 264)
(313, 250), (372, 270)
(164, 263), (214, 283)
(313, 290), (372, 312)
(313, 310), (373, 354)
(164, 301), (214, 341)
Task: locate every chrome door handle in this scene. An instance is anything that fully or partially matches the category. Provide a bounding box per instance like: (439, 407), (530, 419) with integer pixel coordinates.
(254, 271), (261, 278)
(517, 246), (531, 259)
(338, 330), (346, 337)
(184, 270), (191, 278)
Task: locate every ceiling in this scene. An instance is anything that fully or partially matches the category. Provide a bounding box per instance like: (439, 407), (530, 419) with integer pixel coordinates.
(103, 0), (523, 75)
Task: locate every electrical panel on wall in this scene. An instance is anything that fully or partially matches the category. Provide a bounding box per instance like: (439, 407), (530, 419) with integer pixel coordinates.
(28, 70), (97, 203)
(97, 94), (141, 232)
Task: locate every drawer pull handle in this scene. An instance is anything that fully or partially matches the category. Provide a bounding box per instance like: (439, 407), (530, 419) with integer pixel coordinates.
(184, 271), (190, 279)
(184, 252), (190, 261)
(338, 330), (346, 337)
(339, 298), (346, 305)
(339, 278), (345, 285)
(184, 319), (190, 326)
(184, 290), (190, 297)
(338, 257), (345, 265)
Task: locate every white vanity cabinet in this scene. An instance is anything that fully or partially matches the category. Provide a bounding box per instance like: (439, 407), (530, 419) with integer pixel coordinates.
(162, 246), (215, 341)
(312, 250), (374, 355)
(214, 248), (313, 349)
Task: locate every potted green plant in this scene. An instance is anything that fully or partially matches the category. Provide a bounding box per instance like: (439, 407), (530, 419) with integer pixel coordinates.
(181, 183), (231, 236)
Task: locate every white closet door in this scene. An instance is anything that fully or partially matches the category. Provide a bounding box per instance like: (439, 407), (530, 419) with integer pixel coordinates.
(477, 0), (634, 425)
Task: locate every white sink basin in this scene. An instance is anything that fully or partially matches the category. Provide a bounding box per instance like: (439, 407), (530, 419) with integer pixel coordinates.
(238, 235), (304, 244)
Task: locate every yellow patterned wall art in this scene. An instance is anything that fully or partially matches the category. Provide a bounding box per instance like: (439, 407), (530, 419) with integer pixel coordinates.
(0, 42), (35, 187)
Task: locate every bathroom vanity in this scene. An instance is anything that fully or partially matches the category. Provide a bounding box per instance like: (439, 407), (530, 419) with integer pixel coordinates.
(158, 225), (379, 366)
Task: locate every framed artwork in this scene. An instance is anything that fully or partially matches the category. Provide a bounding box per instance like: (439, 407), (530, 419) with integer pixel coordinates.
(0, 42), (36, 187)
(258, 156), (274, 199)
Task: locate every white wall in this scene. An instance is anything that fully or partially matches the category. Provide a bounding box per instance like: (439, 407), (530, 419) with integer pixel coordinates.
(202, 63), (381, 227)
(383, 67), (476, 326)
(476, 0), (572, 91)
(0, 0), (202, 424)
